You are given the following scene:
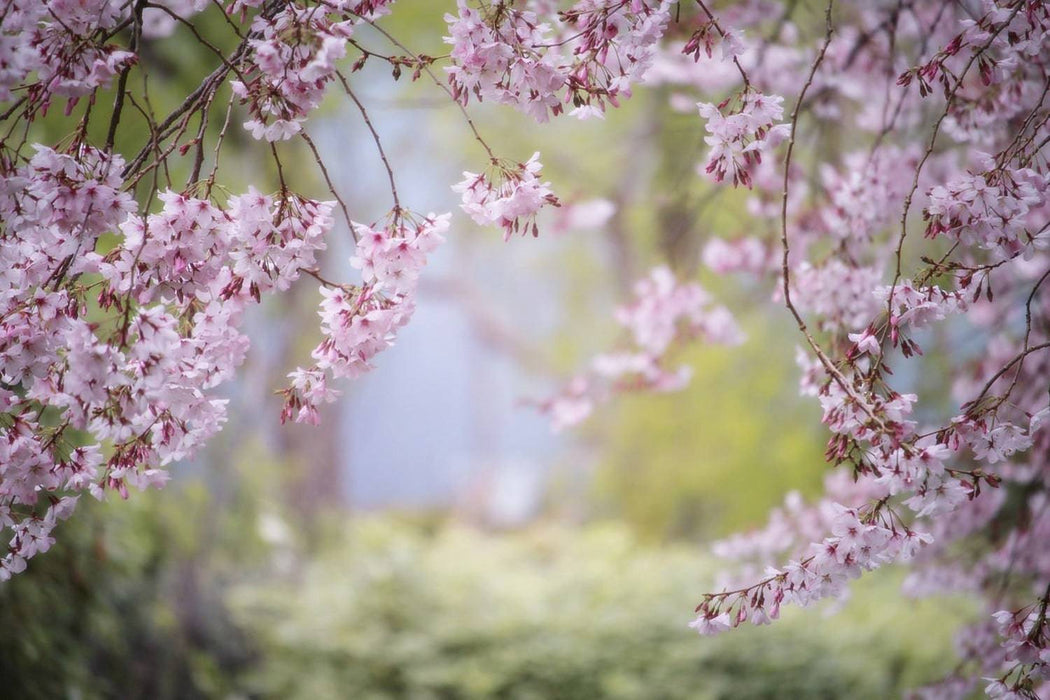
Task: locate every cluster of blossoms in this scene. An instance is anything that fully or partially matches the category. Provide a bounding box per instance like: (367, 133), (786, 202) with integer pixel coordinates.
(692, 504), (933, 632)
(701, 236), (773, 275)
(897, 2), (1050, 146)
(208, 0), (399, 142)
(925, 164), (1050, 261)
(444, 0), (673, 121)
(444, 1), (566, 122)
(633, 1), (1050, 696)
(0, 0), (135, 106)
(281, 212), (448, 424)
(231, 3), (355, 141)
(1, 140), (335, 579)
(453, 153), (560, 241)
(537, 266), (742, 431)
(99, 188), (331, 305)
(697, 91), (790, 187)
(0, 0), (563, 583)
(819, 147), (922, 250)
(789, 260), (885, 333)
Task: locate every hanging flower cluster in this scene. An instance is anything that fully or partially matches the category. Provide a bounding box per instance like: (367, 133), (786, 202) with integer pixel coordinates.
(537, 266), (743, 432)
(281, 212), (448, 424)
(453, 153), (560, 241)
(444, 0), (674, 122)
(2, 146), (334, 579)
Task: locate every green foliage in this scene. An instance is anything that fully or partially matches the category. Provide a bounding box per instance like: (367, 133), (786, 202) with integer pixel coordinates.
(231, 516), (968, 700)
(0, 484), (261, 699)
(1, 491), (969, 699)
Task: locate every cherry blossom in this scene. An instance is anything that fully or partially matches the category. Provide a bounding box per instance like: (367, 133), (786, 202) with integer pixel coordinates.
(231, 3), (354, 141)
(284, 213), (448, 421)
(444, 0), (673, 121)
(537, 266), (742, 431)
(453, 153), (560, 240)
(697, 92), (790, 187)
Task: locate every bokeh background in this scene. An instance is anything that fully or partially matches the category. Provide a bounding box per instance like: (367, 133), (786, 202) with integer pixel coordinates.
(2, 3), (975, 697)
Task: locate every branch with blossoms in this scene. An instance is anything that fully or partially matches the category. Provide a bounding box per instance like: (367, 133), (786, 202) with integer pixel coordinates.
(455, 0), (1048, 695)
(1, 0), (691, 581)
(535, 265), (743, 431)
(638, 2), (1050, 696)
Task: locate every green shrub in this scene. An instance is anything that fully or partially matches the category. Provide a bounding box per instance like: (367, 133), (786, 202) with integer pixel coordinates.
(231, 517), (971, 699)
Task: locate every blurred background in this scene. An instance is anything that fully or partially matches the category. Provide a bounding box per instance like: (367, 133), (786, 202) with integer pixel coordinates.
(2, 3), (974, 698)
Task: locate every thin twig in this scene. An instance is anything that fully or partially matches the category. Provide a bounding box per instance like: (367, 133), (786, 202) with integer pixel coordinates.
(336, 70), (400, 212)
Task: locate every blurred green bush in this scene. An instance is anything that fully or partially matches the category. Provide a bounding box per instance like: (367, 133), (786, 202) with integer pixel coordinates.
(0, 477), (970, 700)
(0, 491), (259, 700)
(230, 516), (969, 700)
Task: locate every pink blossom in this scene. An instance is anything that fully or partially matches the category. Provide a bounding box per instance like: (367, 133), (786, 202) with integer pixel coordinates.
(537, 266), (742, 431)
(454, 153), (559, 241)
(698, 92), (789, 188)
